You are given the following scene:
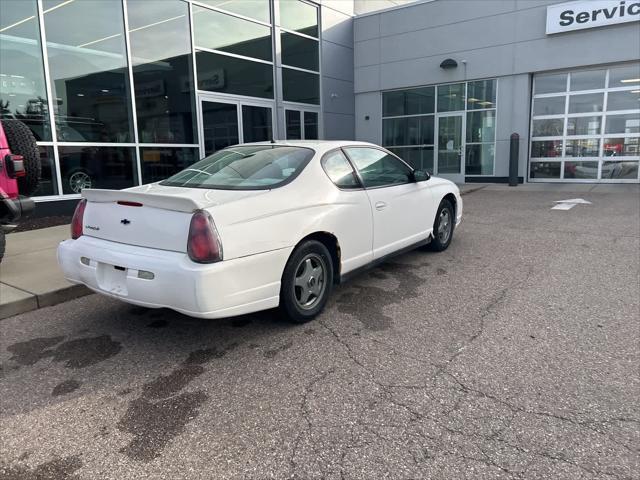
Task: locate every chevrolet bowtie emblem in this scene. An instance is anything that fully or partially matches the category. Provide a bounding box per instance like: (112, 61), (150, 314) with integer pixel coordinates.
(120, 219), (131, 225)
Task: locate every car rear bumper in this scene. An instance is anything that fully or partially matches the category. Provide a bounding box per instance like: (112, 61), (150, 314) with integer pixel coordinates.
(1, 195), (34, 225)
(57, 236), (291, 319)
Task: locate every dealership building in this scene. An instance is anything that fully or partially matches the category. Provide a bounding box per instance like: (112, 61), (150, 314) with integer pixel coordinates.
(0, 0), (639, 210)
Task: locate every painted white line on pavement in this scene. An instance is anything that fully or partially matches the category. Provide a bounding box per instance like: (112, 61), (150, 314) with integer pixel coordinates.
(551, 203), (577, 210)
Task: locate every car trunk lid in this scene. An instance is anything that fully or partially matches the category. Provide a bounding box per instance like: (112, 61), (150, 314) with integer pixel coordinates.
(81, 186), (267, 252)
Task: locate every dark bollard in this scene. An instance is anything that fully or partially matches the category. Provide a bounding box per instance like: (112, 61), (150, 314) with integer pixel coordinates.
(509, 133), (519, 187)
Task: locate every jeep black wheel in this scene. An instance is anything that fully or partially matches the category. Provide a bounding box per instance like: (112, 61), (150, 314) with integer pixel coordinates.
(1, 120), (41, 196)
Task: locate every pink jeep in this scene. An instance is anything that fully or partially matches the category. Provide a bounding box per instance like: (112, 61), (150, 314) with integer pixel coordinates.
(0, 120), (41, 261)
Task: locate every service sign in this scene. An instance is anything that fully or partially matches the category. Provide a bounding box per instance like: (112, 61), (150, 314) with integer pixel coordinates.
(546, 0), (640, 34)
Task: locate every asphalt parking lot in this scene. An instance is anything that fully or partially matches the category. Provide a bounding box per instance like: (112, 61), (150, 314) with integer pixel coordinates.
(1, 186), (638, 480)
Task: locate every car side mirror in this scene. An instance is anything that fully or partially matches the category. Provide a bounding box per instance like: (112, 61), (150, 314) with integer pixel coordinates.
(412, 169), (430, 182)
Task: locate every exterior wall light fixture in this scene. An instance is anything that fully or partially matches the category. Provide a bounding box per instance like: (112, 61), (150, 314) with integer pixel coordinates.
(440, 58), (458, 69)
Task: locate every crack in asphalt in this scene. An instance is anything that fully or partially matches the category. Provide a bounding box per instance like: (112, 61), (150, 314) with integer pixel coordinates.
(309, 261), (635, 480)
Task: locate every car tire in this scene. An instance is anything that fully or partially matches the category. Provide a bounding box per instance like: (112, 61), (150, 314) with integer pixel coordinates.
(1, 120), (41, 196)
(0, 230), (5, 263)
(428, 199), (455, 252)
(280, 240), (334, 324)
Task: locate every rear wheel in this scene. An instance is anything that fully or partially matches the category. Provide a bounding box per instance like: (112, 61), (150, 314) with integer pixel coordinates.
(280, 240), (333, 324)
(428, 199), (455, 252)
(1, 120), (41, 196)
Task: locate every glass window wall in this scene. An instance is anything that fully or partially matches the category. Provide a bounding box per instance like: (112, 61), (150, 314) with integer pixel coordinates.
(140, 147), (199, 184)
(382, 80), (497, 175)
(0, 0), (51, 141)
(0, 0), (324, 199)
(43, 0), (134, 143)
(530, 64), (640, 182)
(196, 51), (274, 99)
(58, 146), (137, 194)
(280, 1), (319, 106)
(197, 0), (270, 24)
(128, 0), (196, 144)
(193, 6), (272, 62)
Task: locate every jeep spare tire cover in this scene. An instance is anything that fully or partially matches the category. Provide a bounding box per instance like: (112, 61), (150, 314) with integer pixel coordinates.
(1, 119), (41, 196)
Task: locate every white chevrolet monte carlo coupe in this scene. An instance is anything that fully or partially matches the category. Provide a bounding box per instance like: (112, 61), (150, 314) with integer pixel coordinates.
(58, 141), (462, 323)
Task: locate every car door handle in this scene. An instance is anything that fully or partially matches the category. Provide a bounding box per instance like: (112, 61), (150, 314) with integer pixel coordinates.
(375, 201), (387, 211)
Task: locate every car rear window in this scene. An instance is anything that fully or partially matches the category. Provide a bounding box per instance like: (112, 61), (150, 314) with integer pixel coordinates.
(160, 145), (314, 190)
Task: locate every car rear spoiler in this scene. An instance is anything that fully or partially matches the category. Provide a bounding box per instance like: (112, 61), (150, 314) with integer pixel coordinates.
(82, 189), (202, 213)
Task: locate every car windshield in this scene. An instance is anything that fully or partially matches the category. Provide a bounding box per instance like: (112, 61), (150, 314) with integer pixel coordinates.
(160, 145), (314, 190)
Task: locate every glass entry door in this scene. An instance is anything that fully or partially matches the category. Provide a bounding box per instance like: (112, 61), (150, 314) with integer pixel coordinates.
(436, 113), (464, 181)
(200, 97), (274, 156)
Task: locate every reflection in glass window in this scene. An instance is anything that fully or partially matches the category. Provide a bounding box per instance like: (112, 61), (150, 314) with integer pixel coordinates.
(533, 96), (565, 116)
(281, 32), (319, 71)
(570, 70), (605, 91)
(58, 146), (137, 194)
(280, 0), (318, 37)
(193, 6), (272, 62)
(465, 144), (494, 176)
(467, 80), (496, 109)
(566, 116), (601, 136)
(605, 113), (640, 134)
(196, 51), (274, 99)
(389, 147), (434, 171)
(304, 112), (318, 139)
(43, 0), (133, 143)
(282, 69), (319, 104)
(607, 90), (640, 111)
(161, 146), (314, 190)
(602, 161), (639, 179)
(344, 147), (412, 188)
(383, 116), (434, 146)
(603, 137), (640, 157)
(531, 66), (640, 182)
(608, 64), (640, 87)
(322, 150), (359, 189)
(128, 0), (196, 144)
(564, 161), (598, 179)
(437, 83), (465, 112)
(532, 118), (564, 137)
(383, 87), (434, 117)
(286, 110), (301, 139)
(530, 162), (561, 178)
(32, 146), (58, 196)
(466, 111), (495, 143)
(242, 105), (272, 143)
(197, 0), (270, 24)
(0, 0), (51, 140)
(565, 138), (600, 157)
(531, 140), (562, 158)
(201, 101), (238, 156)
(140, 147), (199, 184)
(568, 93), (603, 113)
(534, 73), (567, 94)
(383, 118), (407, 146)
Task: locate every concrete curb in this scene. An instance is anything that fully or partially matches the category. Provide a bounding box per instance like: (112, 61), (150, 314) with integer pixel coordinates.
(0, 283), (91, 320)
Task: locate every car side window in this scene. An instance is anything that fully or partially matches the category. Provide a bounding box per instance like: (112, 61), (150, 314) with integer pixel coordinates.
(321, 150), (361, 189)
(344, 147), (412, 188)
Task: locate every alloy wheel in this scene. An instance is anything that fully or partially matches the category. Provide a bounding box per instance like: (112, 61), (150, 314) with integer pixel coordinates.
(293, 253), (327, 310)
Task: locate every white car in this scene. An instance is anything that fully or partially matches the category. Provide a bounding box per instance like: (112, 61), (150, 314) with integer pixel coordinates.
(58, 141), (462, 323)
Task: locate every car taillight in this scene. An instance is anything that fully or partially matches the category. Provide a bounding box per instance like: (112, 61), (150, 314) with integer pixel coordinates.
(187, 210), (223, 264)
(71, 199), (87, 240)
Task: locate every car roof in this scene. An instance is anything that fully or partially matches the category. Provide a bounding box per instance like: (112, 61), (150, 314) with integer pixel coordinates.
(239, 140), (377, 151)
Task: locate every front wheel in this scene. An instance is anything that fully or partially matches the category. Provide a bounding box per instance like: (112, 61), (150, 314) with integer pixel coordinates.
(428, 199), (455, 252)
(280, 240), (333, 324)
